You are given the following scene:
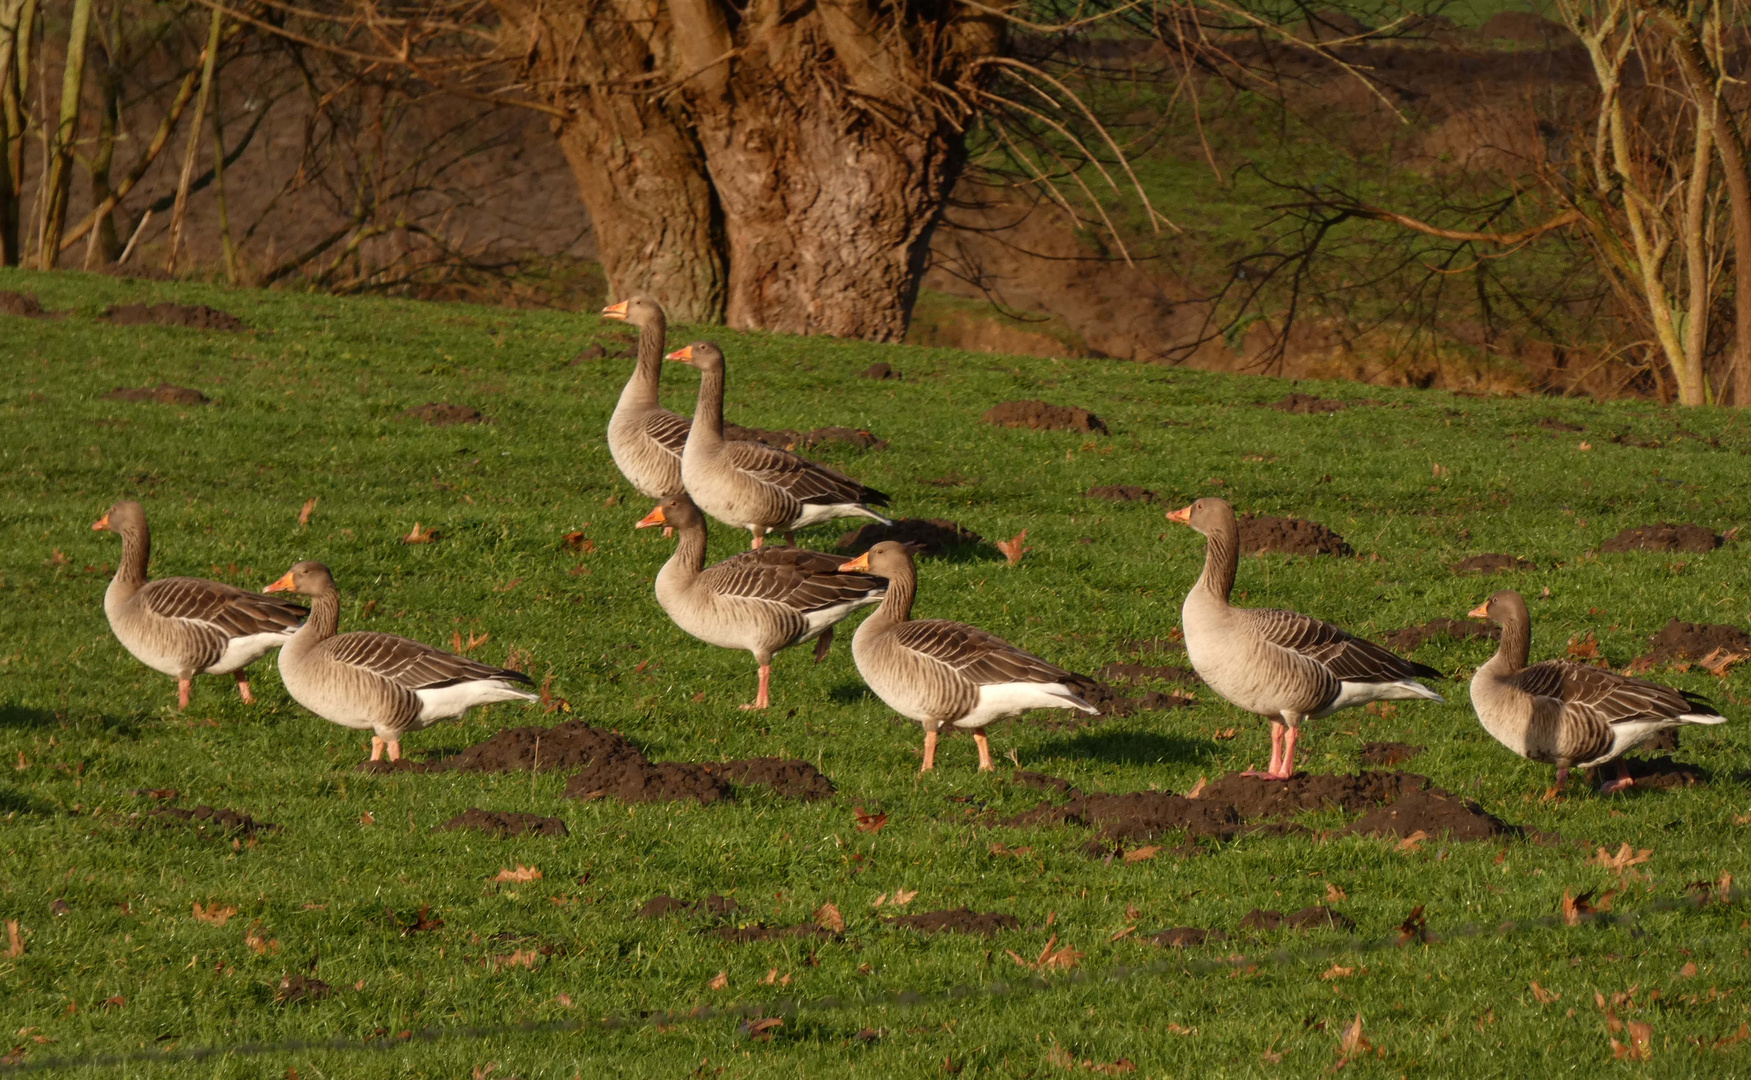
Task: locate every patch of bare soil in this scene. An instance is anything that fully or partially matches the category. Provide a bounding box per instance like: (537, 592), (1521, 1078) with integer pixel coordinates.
(1615, 755), (1708, 789)
(1237, 514), (1353, 557)
(723, 423), (888, 451)
(1098, 662), (1200, 687)
(1073, 683), (1196, 723)
(399, 402), (488, 426)
(888, 908), (1020, 936)
(570, 341), (635, 363)
(1629, 619), (1751, 671)
(1199, 771), (1430, 817)
(103, 384), (210, 405)
(1151, 927), (1227, 947)
(1600, 523), (1719, 553)
(436, 808), (568, 838)
(1451, 554), (1535, 574)
(1013, 770), (1077, 794)
(1004, 789), (1247, 843)
(0, 290), (49, 317)
(427, 720), (643, 774)
(710, 924), (835, 943)
(566, 758), (733, 806)
(1345, 788), (1515, 841)
(860, 362), (901, 380)
(1380, 618), (1499, 653)
(1239, 906), (1356, 932)
(1086, 485), (1159, 503)
(102, 302), (245, 330)
(638, 894), (741, 919)
(838, 518), (987, 557)
(1538, 417), (1585, 432)
(149, 804), (276, 836)
(274, 974), (333, 1005)
(1266, 393), (1355, 414)
(702, 758), (835, 801)
(982, 399), (1109, 434)
(1116, 637), (1185, 657)
(1359, 742), (1424, 766)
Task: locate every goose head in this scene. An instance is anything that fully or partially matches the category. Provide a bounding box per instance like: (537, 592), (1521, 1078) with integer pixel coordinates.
(836, 540), (913, 579)
(92, 499), (147, 536)
(601, 295), (664, 330)
(1164, 496), (1236, 536)
(1468, 589), (1526, 626)
(635, 493), (705, 534)
(664, 341), (725, 373)
(265, 561), (336, 598)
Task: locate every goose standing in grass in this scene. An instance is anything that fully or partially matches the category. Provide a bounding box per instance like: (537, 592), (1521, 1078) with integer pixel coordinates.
(636, 494), (887, 709)
(668, 341), (892, 548)
(93, 500), (307, 710)
(602, 296), (689, 501)
(1166, 498), (1443, 780)
(1468, 590), (1726, 796)
(266, 562), (535, 762)
(836, 542), (1098, 771)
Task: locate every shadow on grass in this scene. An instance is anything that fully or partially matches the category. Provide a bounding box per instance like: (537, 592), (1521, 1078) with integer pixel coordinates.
(1025, 728), (1214, 767)
(0, 704), (144, 737)
(827, 683), (880, 706)
(0, 784), (56, 815)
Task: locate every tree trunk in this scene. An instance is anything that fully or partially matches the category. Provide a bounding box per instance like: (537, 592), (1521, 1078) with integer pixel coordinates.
(37, 0), (94, 269)
(163, 3), (221, 274)
(0, 0), (38, 267)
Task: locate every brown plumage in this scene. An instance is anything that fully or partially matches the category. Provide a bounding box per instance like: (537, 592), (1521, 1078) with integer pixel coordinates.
(838, 541), (1097, 771)
(637, 493), (886, 709)
(603, 296), (690, 499)
(1469, 590), (1725, 796)
(93, 500), (307, 709)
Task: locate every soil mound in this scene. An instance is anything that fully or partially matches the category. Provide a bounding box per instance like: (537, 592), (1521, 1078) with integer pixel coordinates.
(1237, 514), (1352, 557)
(1151, 926), (1227, 947)
(103, 302), (246, 330)
(1619, 755), (1707, 789)
(982, 400), (1108, 434)
(1380, 618), (1498, 652)
(1346, 788), (1514, 841)
(1359, 742), (1423, 766)
(1086, 485), (1159, 503)
(723, 423), (888, 451)
(1600, 523), (1719, 554)
(400, 402), (487, 426)
(1076, 683), (1195, 720)
(702, 757), (835, 801)
(1239, 906), (1356, 932)
(838, 518), (986, 557)
(1538, 417), (1584, 432)
(565, 758), (732, 806)
(638, 894), (741, 919)
(888, 908), (1020, 936)
(0, 290), (48, 317)
(1098, 662), (1200, 686)
(274, 974), (332, 1005)
(1451, 553), (1535, 574)
(1012, 770), (1076, 794)
(860, 362), (901, 380)
(436, 808), (568, 838)
(1630, 619), (1751, 671)
(570, 342), (634, 363)
(103, 384), (209, 405)
(150, 804), (276, 835)
(1005, 789), (1245, 843)
(435, 720), (642, 773)
(710, 924), (834, 943)
(1267, 393), (1349, 414)
(1198, 770), (1430, 817)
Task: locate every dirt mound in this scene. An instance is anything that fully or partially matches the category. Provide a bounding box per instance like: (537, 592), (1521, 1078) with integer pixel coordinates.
(1075, 683), (1195, 721)
(103, 384), (210, 405)
(638, 894), (741, 919)
(1538, 417), (1584, 432)
(0, 290), (48, 317)
(1451, 553), (1535, 574)
(839, 518), (986, 557)
(1346, 788), (1514, 841)
(710, 924), (834, 943)
(1117, 637), (1184, 656)
(702, 758), (835, 801)
(860, 362), (901, 380)
(1237, 514), (1352, 557)
(400, 402), (488, 426)
(1150, 927), (1227, 947)
(1381, 618), (1498, 652)
(1480, 11), (1576, 44)
(436, 808), (568, 838)
(566, 758), (732, 806)
(1005, 789), (1245, 843)
(150, 804), (276, 835)
(1198, 770), (1430, 817)
(1098, 662), (1200, 686)
(1600, 524), (1719, 554)
(723, 423), (888, 451)
(982, 400), (1108, 434)
(103, 301), (246, 330)
(1239, 906), (1356, 932)
(1630, 619), (1751, 670)
(1086, 485), (1159, 503)
(1619, 755), (1707, 789)
(274, 974), (333, 1005)
(888, 908), (1020, 936)
(1359, 742), (1423, 766)
(434, 721), (642, 774)
(1267, 393), (1350, 414)
(570, 342), (634, 363)
(1013, 770), (1076, 794)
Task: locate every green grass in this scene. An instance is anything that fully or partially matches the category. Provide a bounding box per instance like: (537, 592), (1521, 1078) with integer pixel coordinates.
(3, 267), (1751, 1077)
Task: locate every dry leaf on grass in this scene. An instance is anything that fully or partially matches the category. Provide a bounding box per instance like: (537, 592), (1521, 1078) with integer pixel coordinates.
(1566, 633), (1600, 660)
(1008, 933), (1083, 972)
(244, 923), (280, 955)
(1560, 889), (1602, 926)
(1211, 728), (1237, 741)
(1396, 830), (1430, 853)
(816, 903), (845, 933)
(1260, 1045), (1285, 1065)
(1335, 1013), (1375, 1066)
(1325, 882), (1347, 903)
(1699, 647), (1749, 677)
(989, 842), (1033, 857)
(891, 888), (918, 907)
(1186, 776), (1208, 799)
(1679, 962), (1698, 978)
(402, 522), (439, 545)
(5, 920), (22, 958)
(1589, 843), (1653, 873)
(489, 950), (540, 970)
(358, 812), (375, 826)
(707, 970), (729, 990)
(1612, 1020), (1653, 1061)
(494, 865), (542, 884)
(996, 530), (1031, 566)
(1530, 980), (1561, 1004)
(298, 498), (318, 528)
(192, 902), (238, 926)
(742, 1017), (784, 1041)
(853, 806), (888, 833)
(1397, 905), (1429, 946)
(1122, 846), (1162, 863)
(1321, 965), (1356, 980)
(1046, 1044), (1075, 1069)
(758, 968), (793, 987)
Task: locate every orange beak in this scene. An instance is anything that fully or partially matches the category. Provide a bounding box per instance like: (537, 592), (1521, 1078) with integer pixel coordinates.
(264, 571), (297, 594)
(1165, 505), (1192, 525)
(1467, 601), (1490, 619)
(664, 345), (694, 362)
(838, 551), (872, 573)
(91, 512), (111, 531)
(635, 505), (667, 529)
(601, 300), (629, 319)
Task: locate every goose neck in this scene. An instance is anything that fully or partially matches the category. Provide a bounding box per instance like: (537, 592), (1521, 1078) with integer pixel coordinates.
(665, 520), (709, 583)
(622, 317), (667, 405)
(290, 588), (340, 655)
(691, 366), (725, 443)
(869, 564), (916, 625)
(1195, 521), (1238, 603)
(1484, 611), (1530, 676)
(111, 522), (150, 598)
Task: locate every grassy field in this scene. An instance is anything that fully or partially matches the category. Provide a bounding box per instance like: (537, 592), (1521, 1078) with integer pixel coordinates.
(3, 267), (1751, 1077)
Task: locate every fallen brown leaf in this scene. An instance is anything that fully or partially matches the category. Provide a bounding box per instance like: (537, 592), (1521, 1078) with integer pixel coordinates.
(494, 865), (542, 884)
(359, 812), (375, 826)
(244, 923), (280, 955)
(1612, 1019), (1653, 1061)
(1321, 964), (1356, 980)
(1397, 904), (1429, 945)
(1699, 647), (1748, 677)
(1560, 889), (1598, 926)
(5, 920), (21, 958)
(1530, 980), (1561, 1004)
(988, 842), (1033, 857)
(816, 902), (845, 933)
(1566, 633), (1600, 660)
(708, 970), (729, 990)
(1121, 845), (1161, 863)
(1325, 882), (1347, 903)
(1186, 776), (1208, 799)
(853, 806), (888, 834)
(995, 529), (1031, 566)
(758, 968), (793, 987)
(891, 888), (919, 907)
(1090, 1056), (1138, 1073)
(489, 950), (539, 970)
(742, 1017), (783, 1041)
(192, 902), (238, 926)
(1260, 1045), (1285, 1065)
(1397, 830), (1430, 853)
(298, 498), (318, 528)
(1211, 728), (1237, 741)
(1589, 843), (1653, 873)
(1335, 1013), (1374, 1064)
(402, 522), (438, 544)
(1679, 962), (1698, 978)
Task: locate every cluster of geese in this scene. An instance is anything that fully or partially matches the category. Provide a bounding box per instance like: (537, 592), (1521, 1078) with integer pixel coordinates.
(88, 297), (1728, 795)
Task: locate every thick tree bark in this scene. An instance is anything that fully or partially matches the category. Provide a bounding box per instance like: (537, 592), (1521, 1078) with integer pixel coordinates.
(38, 0), (94, 268)
(0, 0), (39, 267)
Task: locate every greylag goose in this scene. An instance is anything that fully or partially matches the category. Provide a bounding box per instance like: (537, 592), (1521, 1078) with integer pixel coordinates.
(93, 500), (307, 709)
(265, 561), (536, 761)
(668, 341), (892, 548)
(836, 541), (1097, 771)
(636, 493), (887, 709)
(602, 296), (689, 501)
(1167, 498), (1443, 780)
(1468, 590), (1726, 796)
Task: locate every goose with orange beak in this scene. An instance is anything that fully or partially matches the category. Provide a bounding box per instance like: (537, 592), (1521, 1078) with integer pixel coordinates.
(266, 561), (535, 762)
(636, 493), (886, 709)
(835, 542), (1097, 771)
(92, 500), (307, 709)
(1467, 590), (1725, 797)
(602, 296), (690, 500)
(667, 341), (892, 548)
(1166, 497), (1443, 780)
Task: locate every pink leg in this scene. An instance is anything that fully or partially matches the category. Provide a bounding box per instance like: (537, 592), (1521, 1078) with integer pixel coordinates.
(973, 730), (994, 771)
(750, 532), (765, 550)
(921, 729), (939, 772)
(370, 736), (386, 761)
(386, 739), (402, 762)
(177, 678), (192, 711)
(1275, 725), (1302, 780)
(1599, 761), (1636, 796)
(1543, 764), (1571, 802)
(1243, 722), (1286, 779)
(740, 664), (772, 711)
(234, 671), (255, 705)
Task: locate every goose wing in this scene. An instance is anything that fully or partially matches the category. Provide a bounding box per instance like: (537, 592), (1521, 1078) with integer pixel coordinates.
(644, 408), (691, 457)
(1511, 661), (1720, 726)
(698, 549), (885, 613)
(322, 633), (533, 691)
(1242, 607), (1442, 682)
(138, 577), (308, 638)
(715, 439), (889, 507)
(892, 619), (1090, 689)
